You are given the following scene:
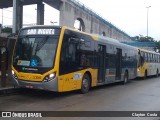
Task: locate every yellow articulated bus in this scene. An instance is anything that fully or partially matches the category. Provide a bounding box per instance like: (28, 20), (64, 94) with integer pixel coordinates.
(137, 48), (160, 79)
(12, 26), (139, 93)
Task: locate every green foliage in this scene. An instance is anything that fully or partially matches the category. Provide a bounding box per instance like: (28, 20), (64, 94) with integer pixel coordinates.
(134, 35), (160, 52)
(2, 27), (12, 33)
(134, 35), (155, 42)
(155, 41), (160, 53)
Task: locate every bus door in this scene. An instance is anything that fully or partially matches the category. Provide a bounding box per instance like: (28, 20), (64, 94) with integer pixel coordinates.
(98, 45), (106, 83)
(115, 48), (122, 80)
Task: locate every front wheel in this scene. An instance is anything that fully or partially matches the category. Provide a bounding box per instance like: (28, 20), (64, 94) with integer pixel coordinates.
(143, 70), (147, 80)
(80, 74), (90, 94)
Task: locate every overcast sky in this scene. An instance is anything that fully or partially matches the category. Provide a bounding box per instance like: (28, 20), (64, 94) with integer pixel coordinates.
(0, 0), (160, 40)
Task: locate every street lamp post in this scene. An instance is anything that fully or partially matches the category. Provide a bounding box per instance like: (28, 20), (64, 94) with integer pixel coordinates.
(146, 6), (151, 38)
(1, 8), (3, 27)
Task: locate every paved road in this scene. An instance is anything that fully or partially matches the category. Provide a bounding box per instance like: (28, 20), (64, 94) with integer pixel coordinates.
(0, 77), (160, 120)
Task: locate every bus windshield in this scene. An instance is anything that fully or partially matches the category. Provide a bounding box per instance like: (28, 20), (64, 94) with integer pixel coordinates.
(13, 27), (60, 73)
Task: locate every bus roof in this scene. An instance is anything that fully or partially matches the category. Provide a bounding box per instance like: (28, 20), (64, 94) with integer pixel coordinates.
(138, 48), (159, 55)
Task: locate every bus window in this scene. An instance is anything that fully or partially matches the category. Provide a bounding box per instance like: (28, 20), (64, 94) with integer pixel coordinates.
(142, 52), (145, 62)
(138, 50), (141, 67)
(156, 55), (158, 63)
(147, 53), (149, 62)
(60, 31), (80, 75)
(145, 52), (148, 62)
(153, 54), (154, 62)
(59, 30), (94, 75)
(149, 53), (151, 62)
(140, 51), (145, 66)
(155, 55), (157, 63)
(138, 50), (144, 67)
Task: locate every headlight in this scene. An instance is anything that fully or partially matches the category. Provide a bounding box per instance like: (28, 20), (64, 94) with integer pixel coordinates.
(12, 70), (15, 75)
(137, 68), (140, 72)
(49, 73), (55, 79)
(12, 70), (18, 79)
(43, 72), (56, 82)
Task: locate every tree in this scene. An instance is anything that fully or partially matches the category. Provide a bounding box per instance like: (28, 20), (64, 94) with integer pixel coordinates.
(134, 35), (155, 42)
(2, 27), (12, 33)
(133, 35), (160, 52)
(155, 41), (160, 53)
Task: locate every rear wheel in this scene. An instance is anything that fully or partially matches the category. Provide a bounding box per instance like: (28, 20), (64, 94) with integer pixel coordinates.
(80, 74), (90, 94)
(123, 71), (128, 84)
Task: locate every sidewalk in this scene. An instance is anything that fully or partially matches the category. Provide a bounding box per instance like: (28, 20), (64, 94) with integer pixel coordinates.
(0, 87), (19, 95)
(0, 71), (19, 95)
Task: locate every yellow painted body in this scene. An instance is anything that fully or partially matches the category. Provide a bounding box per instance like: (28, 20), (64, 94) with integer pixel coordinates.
(137, 62), (148, 77)
(58, 69), (98, 92)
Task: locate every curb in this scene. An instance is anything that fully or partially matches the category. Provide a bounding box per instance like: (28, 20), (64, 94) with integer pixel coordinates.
(0, 87), (20, 96)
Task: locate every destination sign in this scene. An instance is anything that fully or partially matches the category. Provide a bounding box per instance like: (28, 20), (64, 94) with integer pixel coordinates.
(20, 28), (60, 36)
(27, 29), (55, 35)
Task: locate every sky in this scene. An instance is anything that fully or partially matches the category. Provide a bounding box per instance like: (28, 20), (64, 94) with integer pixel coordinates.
(0, 0), (160, 40)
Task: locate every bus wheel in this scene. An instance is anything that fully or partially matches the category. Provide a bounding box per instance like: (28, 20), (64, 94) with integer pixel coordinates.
(123, 71), (128, 84)
(81, 74), (90, 94)
(143, 70), (147, 80)
(156, 69), (159, 77)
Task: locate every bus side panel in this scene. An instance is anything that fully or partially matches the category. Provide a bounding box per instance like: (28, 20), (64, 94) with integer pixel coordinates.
(138, 63), (148, 77)
(58, 69), (97, 92)
(90, 69), (98, 87)
(54, 27), (66, 92)
(148, 63), (157, 76)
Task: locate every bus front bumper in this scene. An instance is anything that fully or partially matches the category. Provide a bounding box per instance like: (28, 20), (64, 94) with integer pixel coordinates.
(12, 77), (59, 92)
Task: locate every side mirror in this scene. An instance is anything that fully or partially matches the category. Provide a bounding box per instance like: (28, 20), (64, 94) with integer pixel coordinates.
(80, 38), (85, 44)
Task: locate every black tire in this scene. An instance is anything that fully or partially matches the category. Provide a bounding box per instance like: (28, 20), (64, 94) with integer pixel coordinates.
(80, 74), (90, 94)
(156, 69), (159, 77)
(143, 70), (147, 80)
(123, 71), (128, 84)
